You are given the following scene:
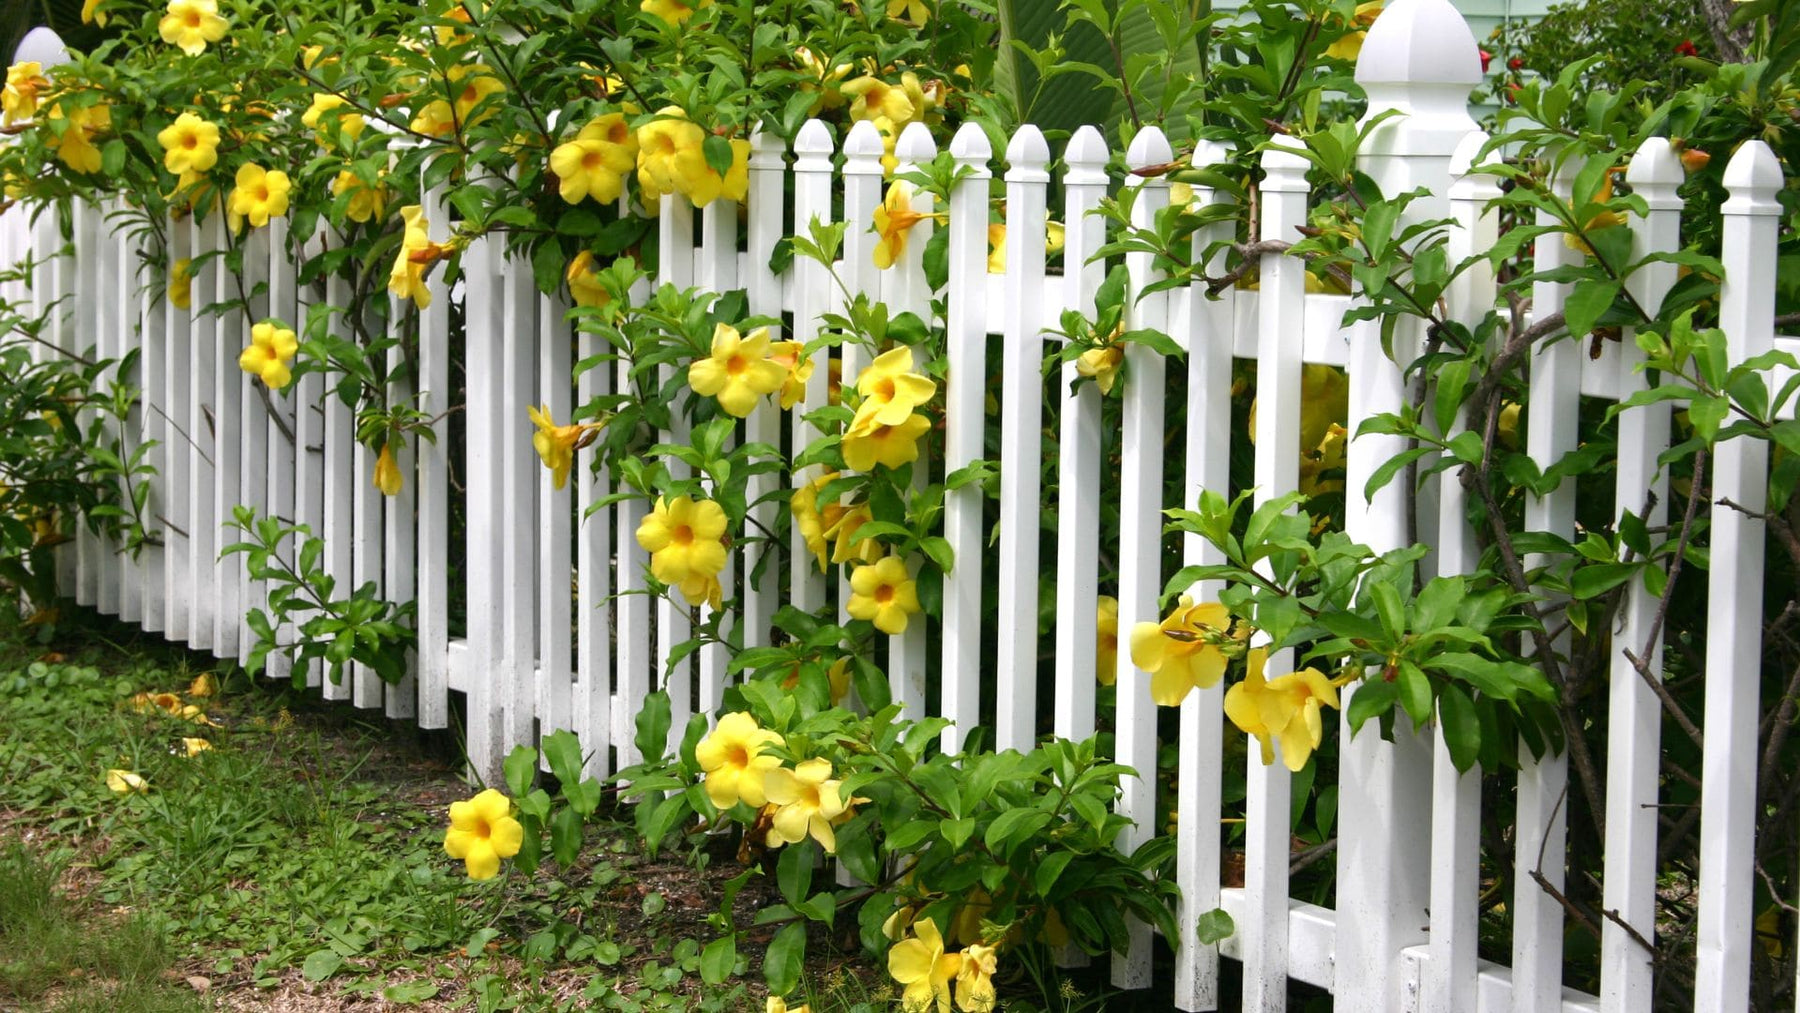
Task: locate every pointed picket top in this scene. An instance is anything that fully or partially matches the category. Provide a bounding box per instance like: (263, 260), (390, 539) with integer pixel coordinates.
(1723, 140), (1783, 215)
(1448, 131), (1501, 200)
(1064, 125), (1108, 185)
(896, 120), (937, 167)
(1626, 138), (1684, 212)
(749, 126), (784, 169)
(793, 118), (835, 172)
(1354, 0), (1482, 88)
(949, 121), (992, 174)
(13, 26), (70, 70)
(844, 119), (886, 176)
(1125, 125), (1173, 174)
(1004, 125), (1051, 183)
(1260, 145), (1310, 194)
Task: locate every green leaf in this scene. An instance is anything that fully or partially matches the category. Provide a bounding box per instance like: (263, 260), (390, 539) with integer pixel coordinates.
(503, 745), (538, 798)
(1346, 678), (1396, 735)
(635, 690), (673, 763)
(302, 949), (344, 982)
(703, 134), (734, 176)
(381, 981), (440, 1004)
(1195, 908), (1236, 946)
(1437, 685), (1481, 774)
(1563, 278), (1620, 341)
(1395, 660), (1434, 729)
(1035, 851), (1075, 897)
(777, 842), (813, 905)
(700, 934), (737, 985)
(763, 922), (806, 996)
(541, 729), (585, 787)
(550, 805), (582, 869)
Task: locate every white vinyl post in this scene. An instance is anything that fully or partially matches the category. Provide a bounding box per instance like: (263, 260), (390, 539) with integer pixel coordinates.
(741, 127), (786, 652)
(416, 184), (453, 728)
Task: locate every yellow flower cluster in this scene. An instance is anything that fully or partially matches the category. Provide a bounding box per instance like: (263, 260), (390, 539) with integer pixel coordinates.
(842, 346), (933, 471)
(47, 101), (111, 174)
(301, 93), (364, 147)
(410, 66), (505, 138)
(549, 113), (637, 205)
(636, 108), (749, 208)
(791, 472), (876, 572)
(1224, 648), (1342, 772)
(635, 494), (728, 609)
(888, 917), (997, 1013)
(695, 713), (863, 852)
(443, 788), (525, 880)
(238, 321), (299, 390)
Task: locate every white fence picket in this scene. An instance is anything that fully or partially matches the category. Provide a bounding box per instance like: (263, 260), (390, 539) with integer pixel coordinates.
(656, 193), (695, 757)
(539, 287), (574, 738)
(186, 213), (221, 651)
(320, 261), (354, 701)
(238, 226), (270, 666)
(416, 185), (453, 727)
(385, 297), (418, 721)
(741, 128), (786, 653)
(262, 218), (296, 684)
(787, 120), (834, 619)
(501, 209), (539, 743)
(463, 231), (506, 776)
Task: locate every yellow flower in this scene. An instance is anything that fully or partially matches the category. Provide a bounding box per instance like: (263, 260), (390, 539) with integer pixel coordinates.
(1076, 344), (1123, 396)
(1248, 363), (1347, 461)
(955, 943), (997, 1012)
(450, 66), (506, 126)
(767, 340), (814, 410)
(1323, 1), (1382, 61)
(842, 414), (930, 473)
(181, 737), (212, 757)
(238, 321), (299, 390)
(301, 93), (364, 146)
(986, 218), (1066, 274)
(374, 443), (403, 496)
(433, 4), (473, 46)
(106, 769), (149, 794)
(1497, 401), (1521, 449)
(48, 102), (110, 174)
(873, 183), (931, 270)
(566, 250), (610, 309)
(843, 75), (916, 125)
(764, 757), (850, 852)
(131, 691), (184, 714)
(1223, 648), (1341, 772)
(846, 555), (921, 635)
(549, 114), (637, 205)
(889, 918), (960, 1013)
(227, 163), (292, 230)
(159, 0), (229, 56)
(1096, 595), (1119, 686)
(850, 346), (936, 432)
(187, 672), (216, 697)
(826, 501), (878, 565)
(886, 0), (930, 24)
(1566, 167), (1628, 255)
(332, 169), (387, 224)
(694, 711), (784, 810)
(81, 0), (108, 25)
(792, 473), (848, 572)
(688, 323), (786, 418)
(156, 112), (220, 175)
(169, 258), (192, 310)
(636, 109), (710, 199)
(767, 998), (811, 1013)
(389, 205), (440, 307)
(1130, 596), (1234, 706)
(3, 62), (47, 126)
(443, 788), (525, 880)
(1298, 422), (1348, 497)
(410, 99), (455, 137)
(528, 404), (600, 491)
(179, 704), (217, 726)
(641, 0), (713, 24)
(636, 495), (729, 590)
(795, 45), (852, 115)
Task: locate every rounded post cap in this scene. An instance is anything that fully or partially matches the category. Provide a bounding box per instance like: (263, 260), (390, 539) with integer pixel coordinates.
(1064, 125), (1109, 184)
(1723, 139), (1782, 214)
(1125, 126), (1173, 171)
(1004, 124), (1051, 183)
(13, 27), (70, 70)
(843, 119), (886, 175)
(793, 118), (836, 157)
(1354, 0), (1482, 88)
(895, 120), (938, 165)
(949, 121), (993, 168)
(749, 127), (785, 167)
(1625, 137), (1684, 211)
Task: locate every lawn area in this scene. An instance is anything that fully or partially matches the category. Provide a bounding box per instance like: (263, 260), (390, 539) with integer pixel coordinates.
(0, 610), (899, 1012)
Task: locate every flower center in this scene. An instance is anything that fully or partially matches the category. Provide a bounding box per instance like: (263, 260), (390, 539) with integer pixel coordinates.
(251, 185), (269, 201)
(725, 353), (749, 376)
(582, 148), (605, 171)
(183, 11), (202, 28)
(727, 745), (749, 767)
(873, 376), (896, 400)
(182, 134), (198, 149)
(670, 523), (693, 546)
(875, 584), (895, 605)
(472, 817), (492, 840)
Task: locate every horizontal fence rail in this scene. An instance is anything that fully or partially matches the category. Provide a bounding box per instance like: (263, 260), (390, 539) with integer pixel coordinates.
(3, 0), (1797, 1009)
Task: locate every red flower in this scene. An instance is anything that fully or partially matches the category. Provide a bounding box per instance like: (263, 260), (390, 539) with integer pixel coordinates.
(1675, 39), (1698, 57)
(1480, 49), (1493, 72)
(1508, 56), (1524, 71)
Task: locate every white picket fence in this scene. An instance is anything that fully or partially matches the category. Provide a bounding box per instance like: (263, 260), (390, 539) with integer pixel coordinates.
(4, 0), (1797, 1008)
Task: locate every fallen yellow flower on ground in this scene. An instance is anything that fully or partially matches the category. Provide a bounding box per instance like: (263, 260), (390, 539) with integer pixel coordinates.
(106, 769), (149, 794)
(187, 672), (216, 697)
(181, 737), (212, 757)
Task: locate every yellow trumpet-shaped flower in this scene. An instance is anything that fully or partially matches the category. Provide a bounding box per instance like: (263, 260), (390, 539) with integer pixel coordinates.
(795, 45), (852, 115)
(841, 413), (930, 473)
(168, 258), (192, 310)
(550, 114), (638, 205)
(955, 942), (998, 1012)
(825, 501), (879, 565)
(301, 93), (364, 146)
(48, 102), (110, 174)
(767, 340), (814, 410)
(642, 0), (713, 24)
(851, 346), (936, 431)
(889, 918), (961, 1013)
(766, 998), (811, 1013)
(3, 62), (48, 126)
(159, 0), (229, 56)
(450, 66), (506, 127)
(791, 473), (849, 572)
(694, 711), (784, 810)
(636, 495), (729, 589)
(443, 788), (525, 880)
(764, 757), (850, 852)
(181, 737), (212, 757)
(238, 321), (299, 390)
(527, 404), (601, 491)
(1223, 647), (1341, 772)
(688, 323), (786, 418)
(1096, 594), (1119, 686)
(332, 169), (386, 224)
(227, 163), (291, 230)
(846, 555), (921, 636)
(374, 443), (404, 496)
(410, 99), (455, 138)
(887, 0), (930, 24)
(388, 205), (444, 307)
(635, 109), (709, 200)
(106, 769), (149, 794)
(1566, 166), (1628, 256)
(187, 672), (216, 697)
(1248, 363), (1348, 462)
(156, 112), (220, 175)
(1323, 1), (1382, 61)
(873, 183), (934, 270)
(843, 75), (916, 125)
(986, 218), (1066, 274)
(81, 0), (109, 25)
(566, 250), (610, 310)
(1130, 596), (1235, 707)
(1077, 344), (1124, 396)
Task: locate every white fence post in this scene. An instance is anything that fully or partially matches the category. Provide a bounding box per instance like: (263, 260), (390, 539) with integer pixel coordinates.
(1694, 138), (1781, 1013)
(1342, 1), (1480, 1006)
(416, 183), (453, 729)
